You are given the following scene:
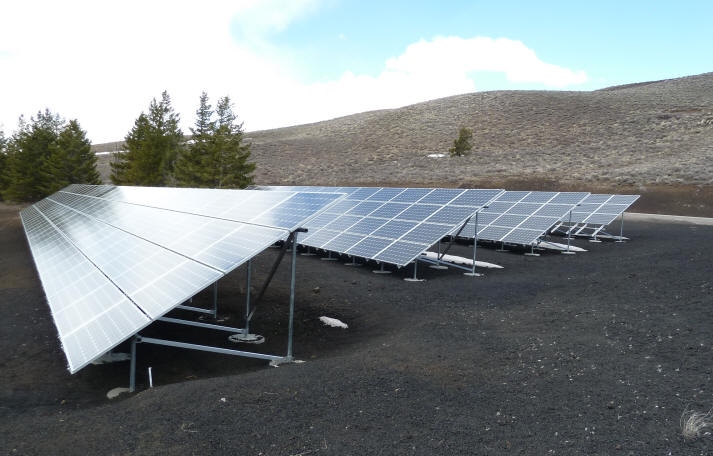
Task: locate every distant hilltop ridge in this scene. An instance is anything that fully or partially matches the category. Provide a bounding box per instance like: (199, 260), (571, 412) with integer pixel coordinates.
(93, 72), (713, 215)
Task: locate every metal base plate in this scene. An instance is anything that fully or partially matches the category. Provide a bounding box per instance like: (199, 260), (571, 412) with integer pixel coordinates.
(561, 250), (576, 255)
(372, 269), (392, 274)
(463, 272), (483, 277)
(344, 262), (362, 267)
(228, 333), (265, 344)
(588, 239), (602, 243)
(404, 277), (425, 282)
(321, 257), (338, 261)
(524, 252), (540, 257)
(300, 252), (317, 256)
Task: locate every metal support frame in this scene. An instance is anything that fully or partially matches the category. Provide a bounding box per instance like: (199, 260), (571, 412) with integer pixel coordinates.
(616, 212), (626, 242)
(561, 210), (576, 255)
(464, 211), (482, 277)
(300, 246), (316, 256)
(213, 282), (218, 316)
(372, 262), (392, 274)
(245, 259), (251, 334)
(128, 229), (304, 392)
(344, 256), (361, 267)
(321, 251), (338, 261)
(524, 243), (540, 257)
(436, 213), (473, 260)
(429, 241), (448, 270)
(176, 304), (214, 315)
(404, 260), (424, 282)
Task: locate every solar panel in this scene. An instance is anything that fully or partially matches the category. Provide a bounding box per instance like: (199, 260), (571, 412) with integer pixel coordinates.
(254, 186), (505, 267)
(459, 191), (590, 245)
(20, 206), (150, 373)
(560, 194), (640, 234)
(22, 185), (344, 373)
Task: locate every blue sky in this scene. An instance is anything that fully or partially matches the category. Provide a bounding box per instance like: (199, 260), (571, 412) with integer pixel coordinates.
(264, 0), (713, 89)
(1, 0), (711, 143)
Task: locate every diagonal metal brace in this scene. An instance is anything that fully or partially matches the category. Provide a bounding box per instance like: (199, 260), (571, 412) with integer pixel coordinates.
(438, 215), (473, 260)
(246, 228), (307, 322)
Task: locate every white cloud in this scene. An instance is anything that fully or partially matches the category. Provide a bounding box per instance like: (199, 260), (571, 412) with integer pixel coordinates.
(0, 3), (587, 143)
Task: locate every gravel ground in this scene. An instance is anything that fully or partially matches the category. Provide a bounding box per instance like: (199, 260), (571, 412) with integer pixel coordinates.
(1, 200), (713, 455)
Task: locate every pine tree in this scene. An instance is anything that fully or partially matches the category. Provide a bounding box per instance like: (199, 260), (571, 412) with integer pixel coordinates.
(111, 91), (184, 186)
(43, 119), (100, 194)
(448, 127), (474, 157)
(3, 110), (64, 201)
(174, 92), (215, 187)
(212, 96), (255, 189)
(0, 128), (7, 199)
(148, 91), (183, 184)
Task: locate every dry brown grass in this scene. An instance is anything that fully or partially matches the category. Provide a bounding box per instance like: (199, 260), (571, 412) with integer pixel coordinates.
(681, 406), (713, 440)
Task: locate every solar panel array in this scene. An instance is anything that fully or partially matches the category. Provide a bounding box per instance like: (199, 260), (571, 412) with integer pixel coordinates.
(457, 191), (590, 246)
(255, 186), (504, 267)
(21, 185), (344, 373)
(565, 194), (640, 226)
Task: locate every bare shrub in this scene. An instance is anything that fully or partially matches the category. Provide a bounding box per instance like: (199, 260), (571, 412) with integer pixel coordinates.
(681, 406), (713, 440)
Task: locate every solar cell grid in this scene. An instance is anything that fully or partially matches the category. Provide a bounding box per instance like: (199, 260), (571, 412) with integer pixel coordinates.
(562, 194), (639, 229)
(23, 185), (345, 373)
(347, 217), (388, 235)
(255, 186), (505, 266)
(390, 188), (433, 203)
(346, 237), (393, 258)
(369, 202), (409, 219)
(367, 187), (405, 201)
(459, 190), (589, 245)
(521, 192), (556, 203)
(374, 241), (430, 266)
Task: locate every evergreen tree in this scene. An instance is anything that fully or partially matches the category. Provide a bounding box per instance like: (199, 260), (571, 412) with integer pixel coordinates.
(174, 92), (215, 187)
(448, 127), (474, 157)
(212, 96), (255, 188)
(3, 110), (64, 201)
(110, 91), (183, 186)
(42, 119), (100, 194)
(0, 129), (7, 199)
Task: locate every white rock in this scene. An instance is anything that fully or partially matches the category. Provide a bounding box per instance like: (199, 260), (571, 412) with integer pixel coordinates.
(319, 316), (348, 329)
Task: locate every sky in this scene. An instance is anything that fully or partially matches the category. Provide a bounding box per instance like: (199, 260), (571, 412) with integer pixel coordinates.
(1, 0), (712, 144)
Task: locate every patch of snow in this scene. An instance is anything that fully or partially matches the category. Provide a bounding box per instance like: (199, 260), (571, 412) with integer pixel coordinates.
(539, 242), (587, 252)
(420, 251), (503, 269)
(106, 387), (130, 399)
(319, 316), (348, 329)
(427, 153), (445, 158)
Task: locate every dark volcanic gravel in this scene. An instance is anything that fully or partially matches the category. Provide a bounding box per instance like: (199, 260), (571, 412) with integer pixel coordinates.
(1, 202), (713, 455)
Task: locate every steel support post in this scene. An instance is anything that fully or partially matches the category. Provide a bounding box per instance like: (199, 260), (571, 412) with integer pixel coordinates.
(430, 240), (448, 269)
(616, 212), (626, 242)
(286, 236), (297, 360)
(129, 336), (137, 392)
(372, 262), (391, 274)
(213, 282), (218, 317)
(464, 211), (482, 276)
(404, 260), (424, 282)
(245, 259), (252, 334)
(562, 210), (576, 255)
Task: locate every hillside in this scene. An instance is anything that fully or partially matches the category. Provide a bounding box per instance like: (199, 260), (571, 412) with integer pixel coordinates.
(94, 72), (713, 215)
